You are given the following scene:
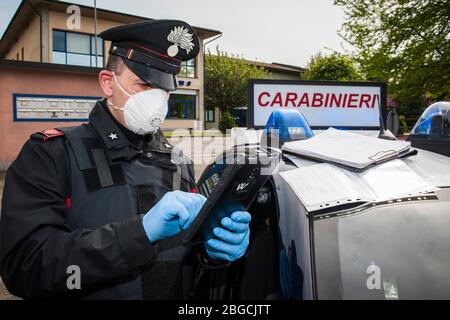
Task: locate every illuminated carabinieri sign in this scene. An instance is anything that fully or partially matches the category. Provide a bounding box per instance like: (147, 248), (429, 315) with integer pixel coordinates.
(248, 80), (387, 130)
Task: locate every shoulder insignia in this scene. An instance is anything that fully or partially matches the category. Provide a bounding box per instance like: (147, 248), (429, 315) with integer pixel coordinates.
(30, 129), (65, 142)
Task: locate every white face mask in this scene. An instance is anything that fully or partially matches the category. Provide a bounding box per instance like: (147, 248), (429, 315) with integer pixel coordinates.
(108, 73), (169, 135)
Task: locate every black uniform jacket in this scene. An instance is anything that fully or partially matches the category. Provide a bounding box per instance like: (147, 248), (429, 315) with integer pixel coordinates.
(0, 100), (216, 299)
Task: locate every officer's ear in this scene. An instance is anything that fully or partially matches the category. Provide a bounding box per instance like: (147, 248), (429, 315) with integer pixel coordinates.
(99, 70), (114, 97)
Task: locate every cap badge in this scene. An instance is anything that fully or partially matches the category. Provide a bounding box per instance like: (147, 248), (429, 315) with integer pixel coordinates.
(167, 26), (195, 57)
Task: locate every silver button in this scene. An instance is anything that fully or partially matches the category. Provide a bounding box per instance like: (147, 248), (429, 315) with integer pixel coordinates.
(170, 159), (175, 164)
(146, 152), (152, 158)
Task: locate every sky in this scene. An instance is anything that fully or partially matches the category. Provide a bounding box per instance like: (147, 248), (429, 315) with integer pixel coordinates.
(0, 0), (350, 67)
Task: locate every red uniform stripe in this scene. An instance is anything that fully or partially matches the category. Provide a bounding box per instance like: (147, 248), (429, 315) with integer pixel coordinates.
(129, 42), (181, 63)
(65, 198), (71, 209)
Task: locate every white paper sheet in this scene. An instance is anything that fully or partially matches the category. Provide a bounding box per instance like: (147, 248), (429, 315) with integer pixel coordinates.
(279, 159), (437, 212)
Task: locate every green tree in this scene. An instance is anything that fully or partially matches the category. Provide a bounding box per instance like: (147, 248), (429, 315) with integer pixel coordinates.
(335, 0), (450, 115)
(304, 52), (361, 81)
(219, 111), (237, 133)
(205, 48), (270, 118)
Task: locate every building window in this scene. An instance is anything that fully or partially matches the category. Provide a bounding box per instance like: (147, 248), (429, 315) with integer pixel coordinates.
(179, 58), (196, 78)
(52, 30), (104, 67)
(205, 107), (215, 122)
(167, 92), (196, 119)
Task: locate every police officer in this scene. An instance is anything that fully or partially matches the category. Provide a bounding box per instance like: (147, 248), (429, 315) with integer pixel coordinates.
(0, 20), (251, 299)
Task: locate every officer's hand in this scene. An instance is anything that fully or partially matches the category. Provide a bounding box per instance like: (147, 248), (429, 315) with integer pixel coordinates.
(142, 190), (206, 243)
(205, 211), (251, 262)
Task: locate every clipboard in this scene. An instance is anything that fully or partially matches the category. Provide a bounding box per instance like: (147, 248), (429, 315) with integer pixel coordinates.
(281, 128), (413, 171)
(282, 148), (417, 172)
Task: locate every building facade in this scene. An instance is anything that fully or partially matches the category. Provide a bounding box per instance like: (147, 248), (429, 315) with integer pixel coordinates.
(0, 0), (221, 166)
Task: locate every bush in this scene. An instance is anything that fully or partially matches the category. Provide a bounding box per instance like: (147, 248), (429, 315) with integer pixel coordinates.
(219, 112), (237, 133)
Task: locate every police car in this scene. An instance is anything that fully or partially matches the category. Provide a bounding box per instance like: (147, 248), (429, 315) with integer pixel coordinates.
(198, 110), (450, 300)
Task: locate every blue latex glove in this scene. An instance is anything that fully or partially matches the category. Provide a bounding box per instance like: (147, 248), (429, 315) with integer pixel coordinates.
(142, 190), (206, 243)
(205, 211), (251, 262)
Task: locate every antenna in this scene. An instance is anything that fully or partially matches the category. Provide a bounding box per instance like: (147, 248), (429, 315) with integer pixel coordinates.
(377, 94), (397, 140)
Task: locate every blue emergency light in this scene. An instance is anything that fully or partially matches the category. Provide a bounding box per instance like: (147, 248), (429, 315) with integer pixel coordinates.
(261, 109), (314, 145)
(411, 102), (450, 136)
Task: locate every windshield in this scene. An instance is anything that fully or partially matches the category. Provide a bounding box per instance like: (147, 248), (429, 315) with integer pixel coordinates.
(313, 190), (450, 299)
